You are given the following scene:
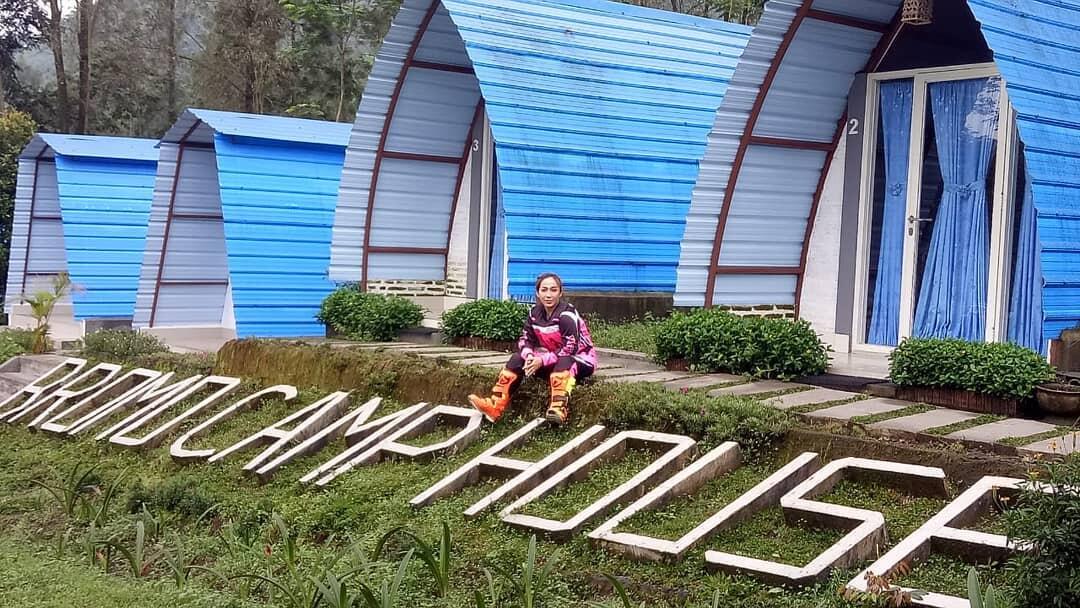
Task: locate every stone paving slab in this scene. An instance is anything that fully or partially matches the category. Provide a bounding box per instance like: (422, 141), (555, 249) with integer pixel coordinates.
(408, 346), (470, 354)
(707, 380), (798, 397)
(805, 398), (907, 421)
(1023, 431), (1080, 455)
(764, 388), (857, 410)
(458, 355), (513, 365)
(604, 371), (694, 384)
(945, 419), (1059, 443)
(663, 374), (742, 391)
(868, 408), (979, 433)
(433, 350), (508, 360)
(593, 365), (664, 379)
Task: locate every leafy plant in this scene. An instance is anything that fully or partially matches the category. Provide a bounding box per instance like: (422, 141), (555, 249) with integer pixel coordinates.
(1004, 455), (1080, 607)
(103, 519), (161, 578)
(489, 534), (560, 608)
(440, 299), (528, 342)
(889, 338), (1055, 399)
(81, 329), (168, 359)
(654, 309), (829, 380)
(374, 521), (453, 597)
(356, 548), (414, 608)
(30, 462), (103, 519)
(317, 285), (424, 341)
(22, 272), (74, 353)
(969, 567), (1010, 608)
(0, 328), (34, 361)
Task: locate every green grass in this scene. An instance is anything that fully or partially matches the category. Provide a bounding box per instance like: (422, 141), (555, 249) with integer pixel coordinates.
(0, 345), (1029, 608)
(998, 427), (1072, 447)
(516, 448), (658, 520)
(923, 414), (1003, 436)
(851, 404), (937, 426)
(0, 541), (255, 608)
(616, 463), (770, 539)
(900, 554), (1012, 598)
(589, 318), (660, 357)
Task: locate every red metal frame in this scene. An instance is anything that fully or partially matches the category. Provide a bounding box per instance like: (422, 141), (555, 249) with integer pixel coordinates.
(360, 1), (444, 290)
(748, 135), (835, 152)
(149, 120), (203, 327)
(20, 149), (50, 296)
(383, 150), (461, 164)
(703, 0), (816, 307)
(703, 0), (901, 313)
(158, 280), (229, 287)
(368, 245), (447, 255)
(411, 60), (475, 74)
(714, 266), (802, 275)
(792, 17), (906, 316)
(171, 213), (224, 220)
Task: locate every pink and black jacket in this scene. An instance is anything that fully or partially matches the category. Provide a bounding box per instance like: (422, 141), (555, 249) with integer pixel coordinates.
(517, 302), (598, 371)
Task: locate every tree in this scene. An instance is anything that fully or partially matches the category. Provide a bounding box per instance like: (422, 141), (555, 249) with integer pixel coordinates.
(281, 0), (399, 121)
(193, 0), (292, 114)
(42, 0), (71, 131)
(620, 0), (766, 24)
(75, 0), (107, 133)
(0, 0), (46, 110)
(0, 109), (35, 303)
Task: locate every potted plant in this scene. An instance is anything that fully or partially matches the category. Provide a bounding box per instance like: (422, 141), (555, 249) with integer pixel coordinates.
(1034, 375), (1080, 416)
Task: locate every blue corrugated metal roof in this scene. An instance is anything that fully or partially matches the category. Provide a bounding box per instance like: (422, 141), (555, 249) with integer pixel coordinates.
(330, 0), (751, 298)
(162, 109), (353, 147)
(22, 133), (159, 162)
(6, 134), (158, 319)
(137, 110), (349, 338)
(968, 0), (1080, 340)
(678, 0), (1080, 342)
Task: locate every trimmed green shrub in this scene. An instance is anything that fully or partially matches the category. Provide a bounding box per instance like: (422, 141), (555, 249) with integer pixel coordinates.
(126, 475), (220, 520)
(0, 328), (34, 362)
(889, 338), (1054, 399)
(440, 298), (528, 342)
(81, 329), (169, 359)
(602, 381), (790, 456)
(316, 285), (424, 341)
(654, 309), (829, 380)
(589, 314), (660, 356)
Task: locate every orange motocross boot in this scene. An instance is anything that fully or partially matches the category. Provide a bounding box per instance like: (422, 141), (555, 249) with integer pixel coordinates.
(545, 371), (576, 426)
(468, 368), (519, 422)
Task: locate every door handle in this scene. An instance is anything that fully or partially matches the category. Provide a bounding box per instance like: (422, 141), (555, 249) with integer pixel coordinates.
(907, 215), (932, 235)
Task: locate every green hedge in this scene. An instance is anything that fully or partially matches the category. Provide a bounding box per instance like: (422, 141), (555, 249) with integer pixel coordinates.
(316, 286), (424, 341)
(655, 309), (829, 380)
(81, 329), (169, 359)
(440, 298), (528, 342)
(889, 338), (1054, 399)
(0, 328), (34, 362)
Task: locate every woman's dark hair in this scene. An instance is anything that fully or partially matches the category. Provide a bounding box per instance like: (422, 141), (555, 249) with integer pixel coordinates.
(534, 272), (563, 292)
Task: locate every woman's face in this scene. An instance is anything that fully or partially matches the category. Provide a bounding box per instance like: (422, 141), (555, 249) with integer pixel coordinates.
(537, 277), (562, 309)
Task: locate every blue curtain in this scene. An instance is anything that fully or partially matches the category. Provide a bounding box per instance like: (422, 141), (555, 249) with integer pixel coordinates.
(1007, 169), (1044, 353)
(913, 78), (1001, 341)
(868, 79), (914, 346)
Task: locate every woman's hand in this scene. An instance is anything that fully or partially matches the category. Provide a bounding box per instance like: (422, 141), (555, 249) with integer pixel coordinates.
(524, 355), (542, 377)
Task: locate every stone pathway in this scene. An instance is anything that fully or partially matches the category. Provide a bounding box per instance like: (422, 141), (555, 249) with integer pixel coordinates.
(348, 341), (1077, 456)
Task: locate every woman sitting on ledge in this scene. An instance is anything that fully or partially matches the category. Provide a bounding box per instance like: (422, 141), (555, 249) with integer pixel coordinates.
(468, 273), (597, 425)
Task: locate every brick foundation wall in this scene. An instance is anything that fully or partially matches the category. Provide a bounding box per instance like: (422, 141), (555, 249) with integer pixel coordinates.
(366, 280), (446, 297)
